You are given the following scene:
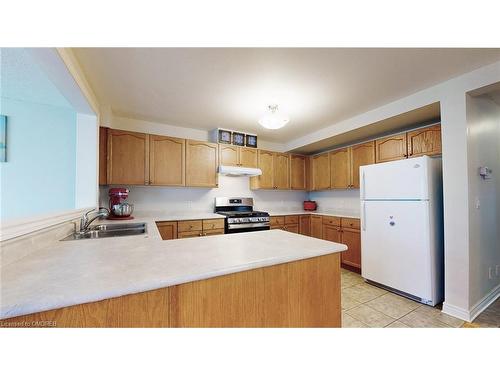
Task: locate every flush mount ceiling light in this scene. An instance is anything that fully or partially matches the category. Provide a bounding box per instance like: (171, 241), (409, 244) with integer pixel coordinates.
(258, 105), (289, 130)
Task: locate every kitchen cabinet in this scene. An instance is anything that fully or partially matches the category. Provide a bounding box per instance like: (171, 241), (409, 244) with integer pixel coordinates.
(305, 156), (313, 191)
(149, 135), (185, 186)
(99, 127), (108, 185)
(107, 129), (149, 185)
(290, 154), (306, 190)
(323, 224), (341, 243)
(340, 228), (361, 270)
(375, 133), (408, 163)
(156, 221), (178, 240)
(340, 218), (361, 271)
(251, 151), (290, 190)
(239, 147), (258, 168)
(185, 140), (219, 187)
(407, 124), (442, 157)
(219, 145), (258, 168)
(283, 215), (299, 233)
(299, 215), (311, 236)
(176, 219), (225, 239)
(312, 153), (331, 191)
(350, 141), (375, 188)
(310, 215), (323, 239)
(330, 148), (350, 189)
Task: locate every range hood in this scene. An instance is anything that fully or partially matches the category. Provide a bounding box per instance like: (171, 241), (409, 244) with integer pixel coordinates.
(218, 165), (262, 177)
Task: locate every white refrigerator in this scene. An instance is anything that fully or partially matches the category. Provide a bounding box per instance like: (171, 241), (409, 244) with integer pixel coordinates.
(360, 155), (444, 306)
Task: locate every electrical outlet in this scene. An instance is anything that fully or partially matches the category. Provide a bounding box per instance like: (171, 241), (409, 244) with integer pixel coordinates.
(488, 267), (494, 280)
(496, 265), (500, 277)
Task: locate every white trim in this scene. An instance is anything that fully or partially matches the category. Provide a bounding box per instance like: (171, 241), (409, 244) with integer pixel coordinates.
(442, 283), (500, 322)
(442, 302), (472, 322)
(0, 208), (93, 242)
(469, 283), (500, 321)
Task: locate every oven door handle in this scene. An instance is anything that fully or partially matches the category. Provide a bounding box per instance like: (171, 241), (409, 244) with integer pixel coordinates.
(227, 223), (270, 230)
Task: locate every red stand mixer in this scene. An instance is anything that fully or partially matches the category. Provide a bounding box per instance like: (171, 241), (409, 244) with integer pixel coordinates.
(108, 188), (134, 220)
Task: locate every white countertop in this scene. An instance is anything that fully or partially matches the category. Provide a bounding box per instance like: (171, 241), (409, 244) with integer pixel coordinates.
(266, 210), (360, 219)
(0, 223), (346, 319)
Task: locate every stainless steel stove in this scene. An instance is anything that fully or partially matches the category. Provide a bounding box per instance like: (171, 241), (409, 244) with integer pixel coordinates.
(214, 197), (270, 234)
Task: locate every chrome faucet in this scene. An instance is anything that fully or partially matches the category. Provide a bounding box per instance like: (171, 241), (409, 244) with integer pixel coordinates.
(79, 207), (110, 233)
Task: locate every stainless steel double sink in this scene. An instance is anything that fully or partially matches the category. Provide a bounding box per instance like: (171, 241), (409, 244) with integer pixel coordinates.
(62, 222), (147, 241)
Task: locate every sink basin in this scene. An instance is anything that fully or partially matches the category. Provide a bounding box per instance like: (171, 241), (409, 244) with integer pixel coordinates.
(62, 222), (147, 241)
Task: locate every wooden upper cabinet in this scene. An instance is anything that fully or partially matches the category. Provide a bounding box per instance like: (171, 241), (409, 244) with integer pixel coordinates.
(251, 150), (274, 189)
(375, 133), (408, 163)
(350, 141), (375, 188)
(290, 154), (306, 190)
(149, 135), (185, 186)
(407, 124), (442, 158)
(312, 153), (331, 191)
(330, 148), (350, 189)
(305, 156), (313, 191)
(185, 140), (219, 187)
(107, 129), (149, 185)
(99, 127), (108, 185)
(274, 153), (290, 190)
(219, 144), (239, 166)
(239, 147), (258, 168)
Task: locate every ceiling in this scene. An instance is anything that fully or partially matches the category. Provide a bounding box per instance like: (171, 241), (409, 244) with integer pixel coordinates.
(74, 48), (500, 143)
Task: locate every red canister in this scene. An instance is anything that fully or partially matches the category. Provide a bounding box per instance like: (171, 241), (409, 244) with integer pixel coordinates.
(303, 200), (317, 211)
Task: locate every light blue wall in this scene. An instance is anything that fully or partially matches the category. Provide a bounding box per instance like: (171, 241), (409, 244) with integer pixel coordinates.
(0, 48), (78, 220)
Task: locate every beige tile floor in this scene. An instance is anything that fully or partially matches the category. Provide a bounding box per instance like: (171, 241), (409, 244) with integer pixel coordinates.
(341, 269), (468, 328)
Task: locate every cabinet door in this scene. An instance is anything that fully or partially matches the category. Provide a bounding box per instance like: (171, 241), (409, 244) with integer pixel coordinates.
(107, 129), (149, 185)
(407, 124), (442, 158)
(285, 223), (299, 233)
(99, 127), (108, 185)
(310, 215), (323, 239)
(274, 153), (290, 189)
(150, 135), (185, 186)
(341, 228), (361, 270)
(219, 144), (239, 166)
(290, 154), (306, 190)
(312, 153), (331, 190)
(375, 133), (408, 163)
(185, 140), (219, 187)
(330, 148), (350, 189)
(156, 221), (178, 240)
(299, 215), (311, 236)
(305, 156), (313, 191)
(323, 225), (341, 243)
(239, 147), (258, 168)
(350, 141), (375, 188)
(251, 150), (274, 189)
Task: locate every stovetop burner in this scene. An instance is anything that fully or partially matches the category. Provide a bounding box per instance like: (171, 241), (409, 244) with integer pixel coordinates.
(214, 197), (270, 234)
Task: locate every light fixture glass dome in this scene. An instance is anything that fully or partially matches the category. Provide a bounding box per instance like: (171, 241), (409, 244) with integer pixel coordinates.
(258, 105), (289, 130)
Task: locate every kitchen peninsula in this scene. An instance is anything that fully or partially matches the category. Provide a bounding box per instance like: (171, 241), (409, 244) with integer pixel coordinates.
(0, 228), (346, 328)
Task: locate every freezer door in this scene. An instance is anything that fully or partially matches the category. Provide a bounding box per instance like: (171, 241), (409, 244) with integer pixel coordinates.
(360, 156), (430, 200)
(361, 200), (433, 301)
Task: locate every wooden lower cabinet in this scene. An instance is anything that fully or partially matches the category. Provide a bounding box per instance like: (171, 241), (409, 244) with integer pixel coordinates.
(323, 224), (341, 243)
(340, 228), (361, 270)
(156, 221), (178, 240)
(299, 215), (311, 236)
(284, 223), (299, 233)
(2, 254), (341, 328)
(310, 215), (323, 239)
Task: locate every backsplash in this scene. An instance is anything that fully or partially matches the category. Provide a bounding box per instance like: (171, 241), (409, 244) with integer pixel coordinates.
(308, 189), (361, 214)
(99, 175), (308, 214)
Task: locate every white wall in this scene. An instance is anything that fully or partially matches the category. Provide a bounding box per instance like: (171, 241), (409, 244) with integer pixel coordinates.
(466, 93), (500, 314)
(75, 113), (98, 208)
(100, 176), (307, 214)
(308, 189), (360, 214)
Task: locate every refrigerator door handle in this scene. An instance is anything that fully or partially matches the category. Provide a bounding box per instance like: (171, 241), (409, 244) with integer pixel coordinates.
(361, 171), (366, 200)
(362, 202), (366, 231)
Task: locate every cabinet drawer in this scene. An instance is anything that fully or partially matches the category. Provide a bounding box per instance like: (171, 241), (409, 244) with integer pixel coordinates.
(203, 228), (225, 236)
(178, 220), (203, 232)
(203, 219), (225, 230)
(285, 215), (299, 224)
(322, 216), (340, 227)
(270, 216), (285, 226)
(284, 223), (299, 233)
(178, 230), (202, 238)
(341, 217), (360, 230)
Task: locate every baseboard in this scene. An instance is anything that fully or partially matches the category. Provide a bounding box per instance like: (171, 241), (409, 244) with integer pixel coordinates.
(469, 283), (500, 321)
(443, 283), (500, 322)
